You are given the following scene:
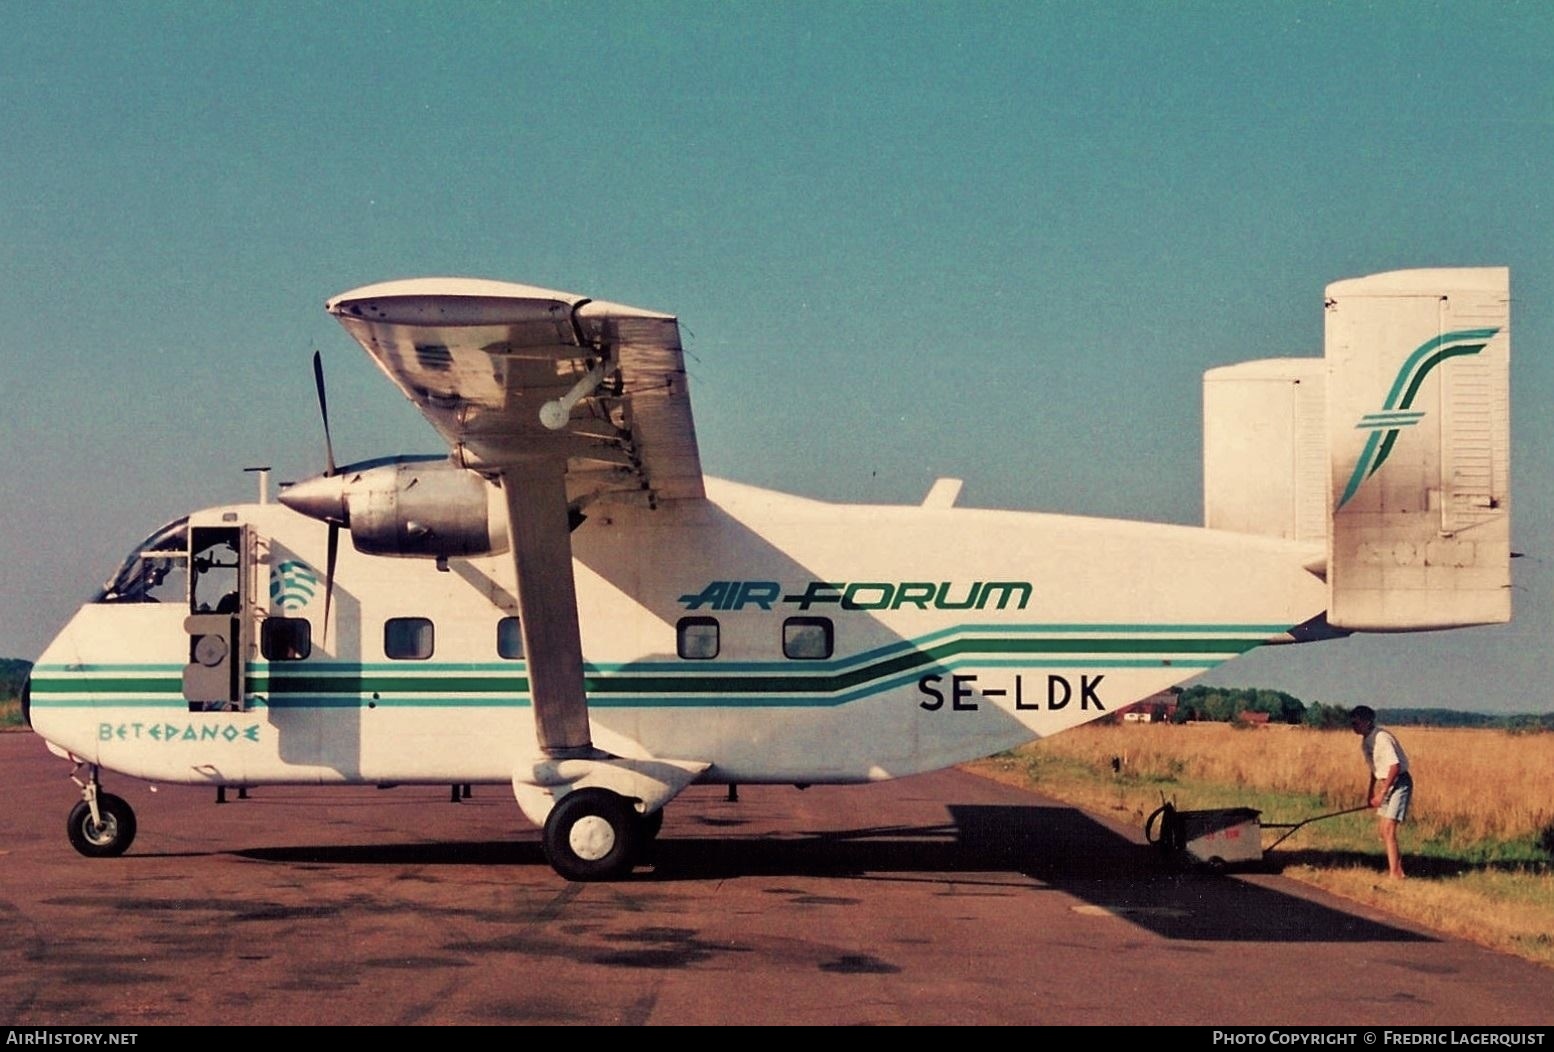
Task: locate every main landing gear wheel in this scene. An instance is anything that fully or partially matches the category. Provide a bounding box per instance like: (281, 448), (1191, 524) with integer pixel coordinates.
(542, 788), (640, 882)
(66, 793), (137, 858)
(631, 807), (666, 865)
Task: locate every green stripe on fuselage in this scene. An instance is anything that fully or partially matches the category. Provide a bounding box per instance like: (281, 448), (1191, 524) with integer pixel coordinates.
(29, 626), (1277, 710)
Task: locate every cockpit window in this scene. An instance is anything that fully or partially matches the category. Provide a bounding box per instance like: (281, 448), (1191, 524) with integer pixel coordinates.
(94, 517), (190, 604)
(190, 528), (241, 614)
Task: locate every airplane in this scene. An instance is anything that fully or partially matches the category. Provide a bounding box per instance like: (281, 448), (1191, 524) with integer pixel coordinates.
(22, 266), (1511, 881)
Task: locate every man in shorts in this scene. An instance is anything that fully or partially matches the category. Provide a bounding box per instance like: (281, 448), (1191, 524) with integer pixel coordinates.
(1350, 705), (1411, 879)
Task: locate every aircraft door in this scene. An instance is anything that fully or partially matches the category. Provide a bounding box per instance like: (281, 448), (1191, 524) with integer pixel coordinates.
(183, 524), (251, 712)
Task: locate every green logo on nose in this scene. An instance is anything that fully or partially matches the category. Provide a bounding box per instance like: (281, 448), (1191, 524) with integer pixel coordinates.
(270, 560), (320, 610)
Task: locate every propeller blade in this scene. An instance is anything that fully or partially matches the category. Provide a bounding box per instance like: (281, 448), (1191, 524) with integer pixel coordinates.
(312, 350), (337, 477)
(321, 522), (338, 648)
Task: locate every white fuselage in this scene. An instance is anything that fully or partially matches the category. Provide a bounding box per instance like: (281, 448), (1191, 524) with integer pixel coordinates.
(30, 477), (1326, 788)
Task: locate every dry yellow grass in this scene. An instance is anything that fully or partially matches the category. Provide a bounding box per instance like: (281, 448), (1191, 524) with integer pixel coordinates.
(1021, 722), (1553, 846)
(968, 721), (1554, 967)
(1287, 864), (1554, 966)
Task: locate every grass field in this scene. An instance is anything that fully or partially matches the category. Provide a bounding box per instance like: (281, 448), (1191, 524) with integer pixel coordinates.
(968, 721), (1554, 968)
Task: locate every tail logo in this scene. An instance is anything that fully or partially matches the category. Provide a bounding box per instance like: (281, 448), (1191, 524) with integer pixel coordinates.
(1337, 328), (1499, 508)
(271, 560), (320, 611)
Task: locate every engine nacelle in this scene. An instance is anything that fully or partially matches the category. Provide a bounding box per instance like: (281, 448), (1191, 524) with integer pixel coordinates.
(281, 455), (510, 558)
(348, 458), (508, 557)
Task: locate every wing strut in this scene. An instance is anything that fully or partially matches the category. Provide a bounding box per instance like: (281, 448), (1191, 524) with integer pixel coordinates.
(502, 462), (594, 756)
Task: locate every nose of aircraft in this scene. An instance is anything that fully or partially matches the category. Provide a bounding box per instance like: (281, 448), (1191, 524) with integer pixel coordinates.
(279, 473), (350, 525)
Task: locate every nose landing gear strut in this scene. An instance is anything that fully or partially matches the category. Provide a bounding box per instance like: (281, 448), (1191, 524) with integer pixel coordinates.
(66, 763), (137, 858)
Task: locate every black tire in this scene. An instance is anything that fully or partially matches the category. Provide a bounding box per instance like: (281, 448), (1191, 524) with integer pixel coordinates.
(636, 807), (665, 843)
(66, 794), (137, 858)
(542, 789), (639, 882)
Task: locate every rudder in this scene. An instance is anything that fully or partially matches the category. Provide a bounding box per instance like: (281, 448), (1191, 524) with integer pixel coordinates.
(1325, 267), (1510, 631)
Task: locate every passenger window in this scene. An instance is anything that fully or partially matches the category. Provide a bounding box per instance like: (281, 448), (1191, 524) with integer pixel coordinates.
(261, 617), (312, 661)
(677, 617), (720, 660)
(783, 617), (833, 660)
(385, 617), (434, 660)
(497, 617), (524, 659)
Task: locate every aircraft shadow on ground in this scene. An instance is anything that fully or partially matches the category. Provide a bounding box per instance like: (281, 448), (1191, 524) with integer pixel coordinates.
(235, 841), (544, 866)
(234, 801), (1431, 946)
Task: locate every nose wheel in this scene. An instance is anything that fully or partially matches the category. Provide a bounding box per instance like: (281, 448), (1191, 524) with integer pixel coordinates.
(65, 764), (137, 858)
(66, 792), (137, 858)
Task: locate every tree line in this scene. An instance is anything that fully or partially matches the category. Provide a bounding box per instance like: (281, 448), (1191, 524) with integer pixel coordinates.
(1168, 685), (1553, 731)
(0, 659), (30, 700)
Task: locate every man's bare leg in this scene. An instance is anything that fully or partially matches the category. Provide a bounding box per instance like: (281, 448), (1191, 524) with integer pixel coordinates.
(1379, 815), (1405, 879)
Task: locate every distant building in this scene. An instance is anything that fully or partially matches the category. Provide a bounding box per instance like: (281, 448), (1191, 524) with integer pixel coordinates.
(1113, 690), (1177, 724)
(1235, 709), (1271, 726)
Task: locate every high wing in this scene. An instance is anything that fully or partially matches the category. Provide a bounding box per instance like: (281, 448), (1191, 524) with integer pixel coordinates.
(326, 277), (704, 507)
(325, 277), (705, 759)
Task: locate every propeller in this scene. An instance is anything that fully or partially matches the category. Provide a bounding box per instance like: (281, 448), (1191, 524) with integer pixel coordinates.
(313, 350), (338, 478)
(311, 350), (339, 645)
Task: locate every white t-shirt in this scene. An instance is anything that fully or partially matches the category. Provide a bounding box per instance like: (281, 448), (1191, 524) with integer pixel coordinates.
(1363, 727), (1409, 780)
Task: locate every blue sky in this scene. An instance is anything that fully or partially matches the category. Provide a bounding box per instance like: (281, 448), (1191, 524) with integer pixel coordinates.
(2, 2), (1549, 712)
